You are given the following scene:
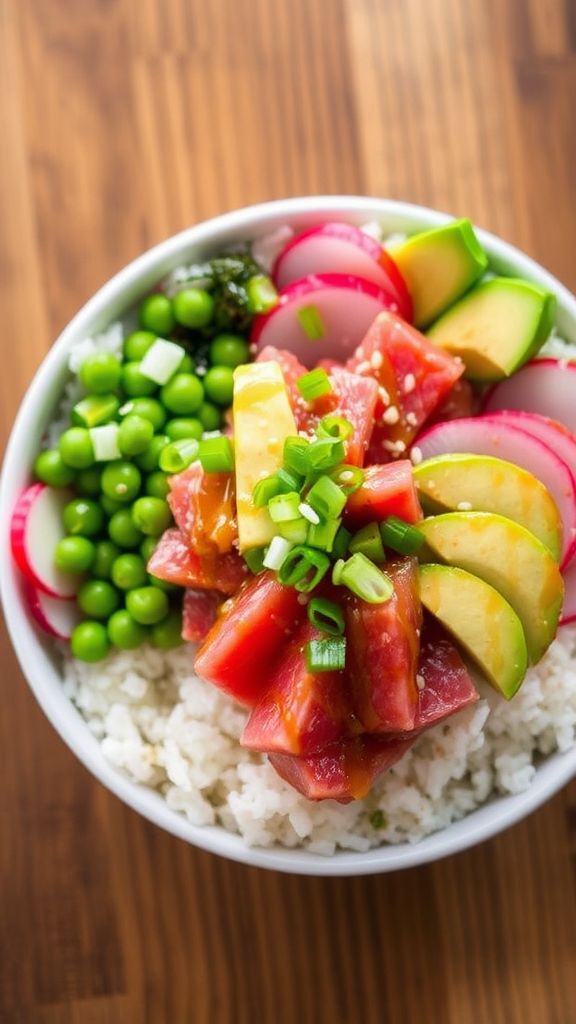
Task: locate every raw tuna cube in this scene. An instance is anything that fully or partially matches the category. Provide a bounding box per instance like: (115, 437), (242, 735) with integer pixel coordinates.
(415, 618), (478, 728)
(345, 557), (422, 733)
(148, 529), (246, 595)
(168, 463), (237, 555)
(182, 589), (221, 643)
(194, 571), (305, 706)
(269, 734), (415, 803)
(345, 461), (423, 526)
(241, 620), (353, 756)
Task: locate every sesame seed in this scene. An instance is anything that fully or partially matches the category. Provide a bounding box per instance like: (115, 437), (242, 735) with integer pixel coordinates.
(355, 360), (371, 375)
(405, 412), (418, 426)
(416, 673), (425, 691)
(383, 439), (406, 454)
(339, 470), (354, 482)
(403, 373), (416, 394)
(299, 502), (320, 525)
(370, 351), (384, 369)
(249, 343), (258, 355)
(378, 386), (390, 406)
(297, 594), (310, 606)
(410, 446), (423, 465)
(457, 501), (473, 510)
(382, 406), (400, 424)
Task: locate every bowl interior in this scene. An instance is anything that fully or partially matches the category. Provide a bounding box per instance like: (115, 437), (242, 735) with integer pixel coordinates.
(2, 196), (576, 875)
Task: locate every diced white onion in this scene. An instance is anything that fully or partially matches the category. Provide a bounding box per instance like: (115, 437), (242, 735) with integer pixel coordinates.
(90, 423), (120, 461)
(263, 536), (294, 571)
(139, 339), (185, 384)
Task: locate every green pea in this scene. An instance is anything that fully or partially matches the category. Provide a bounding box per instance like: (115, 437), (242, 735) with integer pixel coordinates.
(173, 288), (214, 329)
(101, 494), (124, 517)
(135, 434), (169, 472)
(118, 414), (154, 456)
(107, 610), (149, 650)
(101, 461), (142, 503)
(126, 586), (169, 625)
(165, 417), (203, 442)
(76, 466), (103, 497)
(92, 540), (121, 579)
(140, 537), (157, 564)
(54, 536), (95, 573)
(203, 366), (234, 406)
(145, 471), (170, 499)
(209, 333), (250, 368)
(149, 574), (179, 593)
(131, 496), (172, 537)
(108, 509), (144, 548)
(111, 553), (148, 591)
(139, 294), (175, 336)
(120, 398), (166, 432)
(62, 498), (104, 537)
(77, 579), (120, 619)
(79, 352), (122, 394)
(59, 428), (95, 470)
(123, 330), (156, 362)
(160, 374), (204, 415)
(197, 402), (222, 432)
(71, 621), (110, 662)
(121, 361), (158, 398)
(34, 449), (76, 488)
(150, 608), (184, 649)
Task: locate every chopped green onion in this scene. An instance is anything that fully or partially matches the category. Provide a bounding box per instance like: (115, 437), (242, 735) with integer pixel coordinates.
(139, 338), (185, 384)
(296, 368), (333, 402)
(72, 394), (120, 428)
(307, 517), (341, 553)
(246, 274), (278, 314)
(332, 558), (346, 586)
(332, 525), (351, 560)
(277, 467), (304, 493)
(252, 473), (282, 508)
(329, 464), (364, 495)
(349, 522), (386, 563)
(306, 636), (346, 672)
(317, 415), (354, 441)
(306, 475), (347, 520)
(277, 518), (308, 544)
(278, 545), (330, 593)
(336, 553), (394, 604)
(370, 809), (387, 829)
(159, 439), (199, 474)
(283, 436), (310, 476)
(297, 304), (325, 340)
(306, 437), (346, 472)
(380, 516), (425, 555)
(308, 597), (345, 637)
(263, 536), (294, 571)
(89, 424), (120, 461)
(244, 547), (267, 574)
(198, 436), (234, 473)
(268, 491), (301, 523)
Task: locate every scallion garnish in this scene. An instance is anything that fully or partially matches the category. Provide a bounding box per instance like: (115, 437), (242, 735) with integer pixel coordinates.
(277, 517), (308, 544)
(72, 394), (120, 429)
(332, 525), (351, 560)
(297, 304), (325, 340)
(306, 636), (346, 672)
(334, 552), (394, 604)
(277, 467), (304, 493)
(252, 473), (283, 508)
(268, 491), (301, 523)
(307, 517), (341, 553)
(306, 475), (347, 520)
(329, 464), (364, 496)
(198, 436), (234, 473)
(263, 536), (294, 571)
(296, 368), (333, 401)
(306, 437), (346, 473)
(246, 274), (279, 314)
(283, 437), (310, 476)
(317, 415), (354, 441)
(307, 596), (345, 636)
(349, 522), (386, 564)
(159, 438), (199, 474)
(244, 547), (267, 574)
(380, 516), (425, 555)
(277, 545), (330, 593)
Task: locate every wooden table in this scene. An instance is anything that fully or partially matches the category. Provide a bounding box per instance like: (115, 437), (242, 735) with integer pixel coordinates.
(2, 1), (576, 1020)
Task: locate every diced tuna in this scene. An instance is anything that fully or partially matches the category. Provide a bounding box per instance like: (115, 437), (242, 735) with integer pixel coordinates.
(168, 463), (237, 555)
(148, 528), (246, 595)
(415, 618), (478, 729)
(182, 589), (222, 643)
(345, 461), (423, 526)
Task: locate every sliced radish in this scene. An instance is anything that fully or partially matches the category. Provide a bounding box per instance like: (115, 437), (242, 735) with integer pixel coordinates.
(560, 560), (576, 625)
(481, 410), (576, 483)
(272, 223), (413, 321)
(484, 358), (576, 433)
(251, 274), (399, 366)
(23, 580), (82, 639)
(416, 416), (576, 568)
(10, 483), (80, 598)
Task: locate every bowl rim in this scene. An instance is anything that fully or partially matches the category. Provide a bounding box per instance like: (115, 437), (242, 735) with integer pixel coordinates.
(2, 194), (576, 876)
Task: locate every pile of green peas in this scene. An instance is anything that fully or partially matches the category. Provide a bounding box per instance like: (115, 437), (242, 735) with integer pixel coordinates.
(34, 286), (251, 663)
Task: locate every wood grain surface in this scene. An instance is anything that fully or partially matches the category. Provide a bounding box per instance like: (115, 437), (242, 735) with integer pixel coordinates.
(1, 0), (576, 1021)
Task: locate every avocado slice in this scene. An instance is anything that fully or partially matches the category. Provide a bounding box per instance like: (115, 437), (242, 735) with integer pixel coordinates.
(427, 278), (556, 382)
(418, 511), (564, 663)
(413, 454), (562, 562)
(389, 219), (488, 328)
(418, 564), (528, 698)
(233, 360), (298, 551)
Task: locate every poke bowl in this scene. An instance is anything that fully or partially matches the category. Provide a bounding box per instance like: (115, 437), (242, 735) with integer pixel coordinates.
(2, 195), (576, 876)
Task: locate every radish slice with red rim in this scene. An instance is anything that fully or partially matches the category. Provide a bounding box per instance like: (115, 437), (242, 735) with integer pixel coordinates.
(484, 358), (576, 433)
(416, 415), (576, 568)
(10, 483), (80, 598)
(251, 273), (399, 366)
(23, 579), (82, 639)
(480, 410), (576, 483)
(272, 223), (412, 321)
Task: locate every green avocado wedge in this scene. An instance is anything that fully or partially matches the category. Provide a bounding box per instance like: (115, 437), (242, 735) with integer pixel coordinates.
(389, 219), (488, 328)
(417, 511), (564, 664)
(413, 454), (562, 562)
(418, 564), (528, 699)
(426, 277), (556, 382)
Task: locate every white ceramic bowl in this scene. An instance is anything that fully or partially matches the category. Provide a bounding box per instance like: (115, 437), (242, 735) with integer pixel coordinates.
(2, 197), (576, 876)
